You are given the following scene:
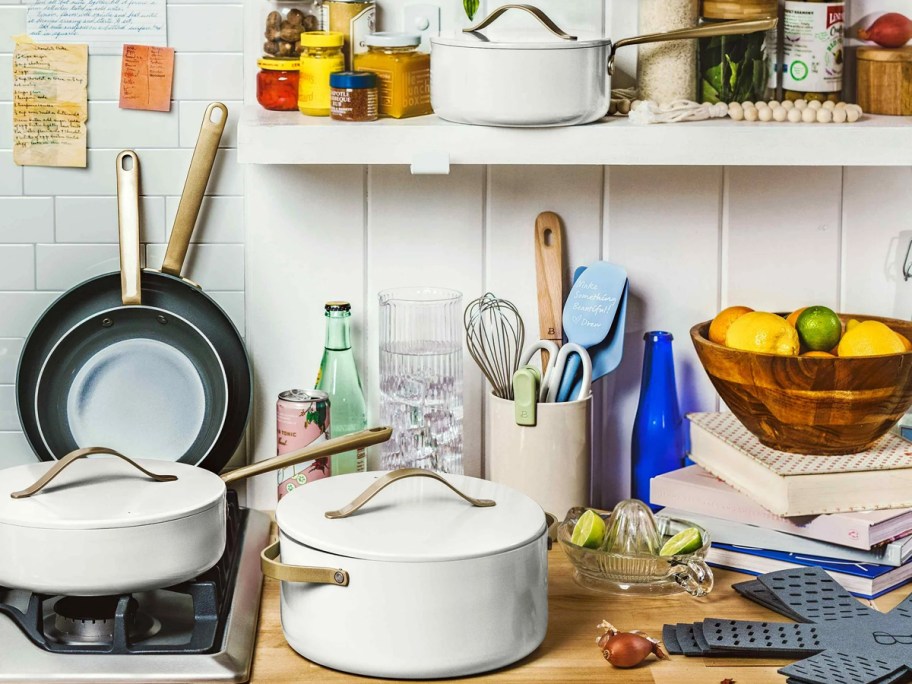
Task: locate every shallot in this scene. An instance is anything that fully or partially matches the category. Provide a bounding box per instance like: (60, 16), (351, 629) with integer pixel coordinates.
(596, 621), (668, 668)
(858, 13), (912, 49)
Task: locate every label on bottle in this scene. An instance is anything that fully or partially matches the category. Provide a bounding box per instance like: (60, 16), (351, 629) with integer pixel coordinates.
(782, 1), (844, 93)
(348, 5), (375, 66)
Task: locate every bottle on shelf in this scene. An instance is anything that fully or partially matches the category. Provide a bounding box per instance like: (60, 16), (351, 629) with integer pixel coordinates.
(631, 331), (685, 508)
(315, 301), (368, 474)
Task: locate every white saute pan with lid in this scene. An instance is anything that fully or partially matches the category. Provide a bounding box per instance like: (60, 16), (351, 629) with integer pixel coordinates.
(261, 468), (552, 679)
(0, 427), (391, 596)
(430, 4), (776, 127)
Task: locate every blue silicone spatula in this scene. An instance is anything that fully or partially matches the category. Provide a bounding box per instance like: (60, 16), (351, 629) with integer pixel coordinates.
(555, 261), (628, 402)
(566, 267), (629, 399)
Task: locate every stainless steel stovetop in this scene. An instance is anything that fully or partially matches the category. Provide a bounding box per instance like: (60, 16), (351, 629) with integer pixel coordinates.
(0, 507), (271, 683)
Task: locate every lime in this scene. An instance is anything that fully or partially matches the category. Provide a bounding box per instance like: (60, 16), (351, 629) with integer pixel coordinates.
(796, 306), (842, 352)
(570, 510), (606, 549)
(659, 527), (703, 556)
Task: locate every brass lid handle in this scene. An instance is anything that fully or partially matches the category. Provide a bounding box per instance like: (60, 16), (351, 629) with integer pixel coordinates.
(261, 540), (349, 586)
(325, 468), (496, 519)
(464, 4), (577, 41)
(11, 447), (177, 499)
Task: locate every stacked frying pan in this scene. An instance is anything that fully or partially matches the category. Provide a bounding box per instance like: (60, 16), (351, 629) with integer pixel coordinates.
(16, 103), (250, 473)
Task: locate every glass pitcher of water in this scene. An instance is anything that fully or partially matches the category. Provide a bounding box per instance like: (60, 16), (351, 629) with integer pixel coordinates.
(378, 288), (463, 473)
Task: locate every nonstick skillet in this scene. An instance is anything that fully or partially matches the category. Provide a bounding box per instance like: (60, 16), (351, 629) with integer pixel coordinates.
(16, 103), (251, 472)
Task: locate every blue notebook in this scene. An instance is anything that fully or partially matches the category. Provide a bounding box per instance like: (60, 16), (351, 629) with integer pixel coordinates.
(707, 542), (912, 599)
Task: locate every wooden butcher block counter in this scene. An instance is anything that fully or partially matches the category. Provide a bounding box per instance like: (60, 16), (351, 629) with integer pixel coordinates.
(249, 544), (912, 684)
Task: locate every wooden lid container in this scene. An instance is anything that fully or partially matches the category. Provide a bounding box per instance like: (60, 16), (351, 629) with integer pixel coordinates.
(702, 0), (777, 19)
(856, 47), (912, 116)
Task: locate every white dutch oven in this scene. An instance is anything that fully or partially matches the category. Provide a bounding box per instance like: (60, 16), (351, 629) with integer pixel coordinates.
(430, 4), (776, 127)
(261, 469), (551, 679)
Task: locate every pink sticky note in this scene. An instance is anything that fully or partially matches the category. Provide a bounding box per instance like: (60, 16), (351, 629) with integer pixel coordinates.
(119, 44), (174, 112)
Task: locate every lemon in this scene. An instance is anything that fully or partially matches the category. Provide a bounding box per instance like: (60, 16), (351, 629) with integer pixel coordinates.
(796, 306), (842, 352)
(709, 306), (753, 345)
(897, 333), (912, 352)
(846, 318), (861, 331)
(725, 311), (800, 356)
(837, 320), (905, 357)
(571, 509), (606, 549)
(659, 527), (702, 556)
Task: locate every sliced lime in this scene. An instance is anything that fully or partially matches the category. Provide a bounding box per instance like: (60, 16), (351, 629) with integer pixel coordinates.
(659, 527), (702, 556)
(570, 509), (606, 549)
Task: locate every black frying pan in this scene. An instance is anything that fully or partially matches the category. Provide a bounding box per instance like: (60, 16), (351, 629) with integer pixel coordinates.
(17, 104), (252, 472)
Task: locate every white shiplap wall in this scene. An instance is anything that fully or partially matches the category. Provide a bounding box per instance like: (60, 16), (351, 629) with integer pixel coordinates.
(0, 0), (247, 468)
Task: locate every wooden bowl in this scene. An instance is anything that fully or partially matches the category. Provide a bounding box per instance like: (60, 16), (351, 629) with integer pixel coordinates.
(690, 314), (912, 455)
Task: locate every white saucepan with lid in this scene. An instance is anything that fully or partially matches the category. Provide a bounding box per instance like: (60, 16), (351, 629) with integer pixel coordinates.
(430, 4), (776, 127)
(261, 468), (552, 679)
(0, 428), (392, 596)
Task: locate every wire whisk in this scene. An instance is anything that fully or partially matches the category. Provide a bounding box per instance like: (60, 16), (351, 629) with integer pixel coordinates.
(464, 293), (525, 400)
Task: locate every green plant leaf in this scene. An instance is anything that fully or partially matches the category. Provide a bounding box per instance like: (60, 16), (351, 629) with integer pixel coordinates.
(464, 0), (479, 20)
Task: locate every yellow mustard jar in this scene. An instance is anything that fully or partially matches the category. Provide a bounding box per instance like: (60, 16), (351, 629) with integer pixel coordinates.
(354, 33), (432, 118)
(299, 31), (345, 116)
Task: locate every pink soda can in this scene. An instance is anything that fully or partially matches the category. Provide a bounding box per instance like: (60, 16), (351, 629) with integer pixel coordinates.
(276, 389), (331, 501)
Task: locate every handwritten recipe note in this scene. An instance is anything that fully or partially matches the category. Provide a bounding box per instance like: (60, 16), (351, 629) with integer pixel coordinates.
(120, 45), (174, 112)
(13, 38), (88, 168)
(26, 0), (167, 54)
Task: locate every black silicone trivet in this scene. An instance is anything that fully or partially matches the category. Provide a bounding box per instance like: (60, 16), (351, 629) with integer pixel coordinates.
(663, 567), (912, 683)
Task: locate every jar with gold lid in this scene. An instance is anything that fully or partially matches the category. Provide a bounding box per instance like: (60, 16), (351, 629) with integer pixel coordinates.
(698, 0), (779, 103)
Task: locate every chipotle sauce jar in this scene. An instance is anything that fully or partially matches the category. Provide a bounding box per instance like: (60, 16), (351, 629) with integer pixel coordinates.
(257, 57), (301, 111)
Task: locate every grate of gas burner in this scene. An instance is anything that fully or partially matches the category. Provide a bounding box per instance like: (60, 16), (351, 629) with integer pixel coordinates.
(47, 596), (160, 646)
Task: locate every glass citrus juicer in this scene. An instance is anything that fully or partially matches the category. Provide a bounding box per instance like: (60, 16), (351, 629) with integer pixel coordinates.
(558, 499), (713, 597)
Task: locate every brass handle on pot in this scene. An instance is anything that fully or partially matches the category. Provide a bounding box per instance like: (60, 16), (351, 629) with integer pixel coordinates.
(609, 17), (777, 75)
(325, 468), (496, 519)
(10, 447), (177, 499)
(261, 541), (349, 586)
(464, 4), (577, 41)
(115, 151), (141, 307)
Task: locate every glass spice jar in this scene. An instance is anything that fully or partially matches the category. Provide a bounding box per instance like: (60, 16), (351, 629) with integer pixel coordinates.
(262, 0), (320, 58)
(637, 0), (700, 103)
(299, 31), (345, 116)
(354, 32), (432, 118)
(329, 71), (378, 121)
(698, 0), (778, 103)
(257, 57), (301, 111)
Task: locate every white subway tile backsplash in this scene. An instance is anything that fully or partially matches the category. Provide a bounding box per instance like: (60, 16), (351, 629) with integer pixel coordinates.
(56, 196), (166, 243)
(36, 244), (120, 291)
(167, 4), (244, 52)
(87, 56), (123, 101)
(0, 55), (11, 101)
(0, 6), (26, 53)
(0, 197), (54, 242)
(179, 100), (242, 148)
(24, 149), (120, 196)
(146, 243), (244, 290)
(0, 103), (11, 149)
(0, 338), (23, 384)
(172, 54), (244, 101)
(0, 292), (62, 337)
(0, 385), (18, 431)
(0, 432), (36, 468)
(0, 154), (23, 197)
(209, 291), (245, 336)
(165, 195), (243, 242)
(0, 245), (34, 289)
(87, 102), (180, 149)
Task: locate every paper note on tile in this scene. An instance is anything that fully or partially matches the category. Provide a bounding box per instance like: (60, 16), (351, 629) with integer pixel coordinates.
(120, 45), (174, 112)
(26, 0), (167, 55)
(13, 37), (88, 168)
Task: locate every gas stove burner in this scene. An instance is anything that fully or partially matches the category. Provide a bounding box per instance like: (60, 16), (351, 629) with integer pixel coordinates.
(47, 596), (160, 646)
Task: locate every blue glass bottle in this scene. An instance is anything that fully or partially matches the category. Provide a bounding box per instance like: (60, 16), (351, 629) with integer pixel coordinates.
(631, 331), (685, 507)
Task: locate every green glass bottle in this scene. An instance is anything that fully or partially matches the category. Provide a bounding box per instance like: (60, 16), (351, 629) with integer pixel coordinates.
(315, 301), (367, 474)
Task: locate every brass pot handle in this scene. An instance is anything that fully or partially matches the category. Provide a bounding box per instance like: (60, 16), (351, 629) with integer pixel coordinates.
(11, 447), (177, 499)
(464, 4), (577, 41)
(261, 541), (349, 586)
(325, 468), (496, 519)
(115, 150), (141, 307)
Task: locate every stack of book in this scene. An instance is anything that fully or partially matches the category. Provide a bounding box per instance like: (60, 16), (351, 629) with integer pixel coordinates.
(651, 412), (912, 599)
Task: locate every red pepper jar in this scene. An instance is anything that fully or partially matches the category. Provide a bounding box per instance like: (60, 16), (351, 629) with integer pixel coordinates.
(257, 57), (301, 111)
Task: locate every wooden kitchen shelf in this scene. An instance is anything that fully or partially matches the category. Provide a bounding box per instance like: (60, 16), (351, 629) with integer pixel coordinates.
(237, 105), (912, 168)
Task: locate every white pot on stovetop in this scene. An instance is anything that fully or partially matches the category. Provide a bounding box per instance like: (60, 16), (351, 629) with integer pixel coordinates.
(260, 468), (550, 679)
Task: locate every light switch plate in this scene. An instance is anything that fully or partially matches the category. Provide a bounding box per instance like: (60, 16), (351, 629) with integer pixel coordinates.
(404, 3), (441, 50)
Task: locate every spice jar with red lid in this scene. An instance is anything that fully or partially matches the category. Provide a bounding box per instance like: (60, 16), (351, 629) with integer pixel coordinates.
(257, 58), (301, 111)
(329, 71), (378, 121)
